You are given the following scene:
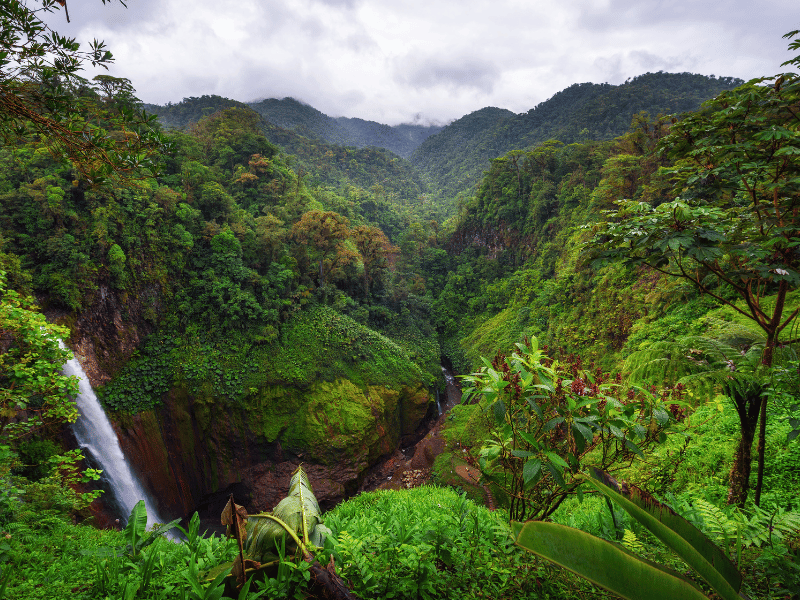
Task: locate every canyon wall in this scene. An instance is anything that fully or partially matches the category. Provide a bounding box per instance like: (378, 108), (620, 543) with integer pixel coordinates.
(112, 378), (430, 519)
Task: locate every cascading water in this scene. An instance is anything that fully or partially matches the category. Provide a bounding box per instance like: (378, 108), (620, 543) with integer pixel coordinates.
(62, 343), (168, 528)
(440, 364), (461, 411)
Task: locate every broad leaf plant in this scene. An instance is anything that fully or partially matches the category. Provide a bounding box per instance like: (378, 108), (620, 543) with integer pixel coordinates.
(461, 337), (679, 521)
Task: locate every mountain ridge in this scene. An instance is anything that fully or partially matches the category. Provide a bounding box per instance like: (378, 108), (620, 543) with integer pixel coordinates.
(144, 71), (744, 218)
(409, 71), (745, 205)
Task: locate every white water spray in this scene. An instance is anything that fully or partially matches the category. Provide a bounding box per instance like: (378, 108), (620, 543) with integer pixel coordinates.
(62, 343), (168, 528)
(440, 365), (461, 412)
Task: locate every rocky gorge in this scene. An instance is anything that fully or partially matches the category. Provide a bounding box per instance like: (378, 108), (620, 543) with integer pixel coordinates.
(57, 286), (439, 525)
(111, 378), (431, 521)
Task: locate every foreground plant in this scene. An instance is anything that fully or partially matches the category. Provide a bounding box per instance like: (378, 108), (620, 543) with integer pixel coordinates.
(219, 465), (357, 599)
(462, 337), (679, 521)
(513, 469), (750, 600)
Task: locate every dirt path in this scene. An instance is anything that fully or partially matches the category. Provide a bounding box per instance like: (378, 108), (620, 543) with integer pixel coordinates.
(454, 464), (480, 484)
(453, 463), (496, 510)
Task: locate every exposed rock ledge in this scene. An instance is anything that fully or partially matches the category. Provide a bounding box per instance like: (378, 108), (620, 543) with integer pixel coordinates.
(112, 378), (431, 519)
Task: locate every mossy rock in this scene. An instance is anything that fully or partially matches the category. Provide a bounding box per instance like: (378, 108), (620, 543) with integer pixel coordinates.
(247, 378), (429, 466)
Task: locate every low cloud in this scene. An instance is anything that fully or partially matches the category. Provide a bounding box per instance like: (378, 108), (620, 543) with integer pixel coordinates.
(37, 0), (798, 124)
(394, 54), (500, 93)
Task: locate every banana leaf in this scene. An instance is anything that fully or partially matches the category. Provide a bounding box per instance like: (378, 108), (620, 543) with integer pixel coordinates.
(244, 465), (331, 562)
(583, 469), (746, 600)
(513, 520), (710, 600)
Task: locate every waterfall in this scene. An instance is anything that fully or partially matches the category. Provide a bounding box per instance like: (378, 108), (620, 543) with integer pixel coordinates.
(441, 366), (456, 388)
(440, 364), (462, 411)
(62, 343), (168, 528)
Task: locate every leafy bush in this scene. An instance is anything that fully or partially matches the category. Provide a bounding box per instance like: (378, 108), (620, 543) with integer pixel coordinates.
(462, 338), (678, 521)
(324, 485), (580, 599)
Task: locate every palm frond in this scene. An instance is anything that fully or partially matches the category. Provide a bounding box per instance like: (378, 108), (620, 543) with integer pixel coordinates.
(625, 325), (771, 403)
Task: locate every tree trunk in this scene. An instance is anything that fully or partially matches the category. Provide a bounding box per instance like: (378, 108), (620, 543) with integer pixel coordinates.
(753, 281), (788, 505)
(727, 394), (761, 507)
(305, 554), (362, 600)
(753, 395), (768, 506)
(727, 426), (755, 507)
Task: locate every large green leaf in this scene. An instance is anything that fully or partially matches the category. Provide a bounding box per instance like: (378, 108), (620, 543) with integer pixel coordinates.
(244, 465), (329, 561)
(584, 469), (744, 600)
(122, 500), (148, 556)
(281, 466), (320, 545)
(513, 521), (710, 600)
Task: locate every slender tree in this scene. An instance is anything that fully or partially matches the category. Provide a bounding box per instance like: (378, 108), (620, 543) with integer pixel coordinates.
(592, 31), (800, 504)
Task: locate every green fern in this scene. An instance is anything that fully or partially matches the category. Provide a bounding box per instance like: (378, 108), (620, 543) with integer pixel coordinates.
(735, 505), (800, 548)
(622, 528), (645, 555)
(687, 498), (800, 554)
(4, 522), (36, 544)
(691, 498), (738, 550)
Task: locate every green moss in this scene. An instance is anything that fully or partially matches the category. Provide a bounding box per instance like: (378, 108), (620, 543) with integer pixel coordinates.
(244, 378), (428, 466)
(269, 305), (428, 388)
(460, 306), (529, 370)
(439, 404), (491, 449)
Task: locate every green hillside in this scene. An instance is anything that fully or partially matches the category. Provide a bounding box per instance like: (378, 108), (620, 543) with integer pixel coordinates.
(1, 14), (798, 600)
(410, 72), (744, 214)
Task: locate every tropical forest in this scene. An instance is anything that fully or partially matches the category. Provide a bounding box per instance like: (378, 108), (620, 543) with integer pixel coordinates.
(0, 2), (799, 599)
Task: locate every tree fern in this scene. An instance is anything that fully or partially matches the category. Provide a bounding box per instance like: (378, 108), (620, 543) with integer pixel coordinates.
(624, 320), (766, 402)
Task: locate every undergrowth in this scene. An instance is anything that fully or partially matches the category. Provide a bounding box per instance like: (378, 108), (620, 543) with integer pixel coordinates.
(100, 305), (435, 414)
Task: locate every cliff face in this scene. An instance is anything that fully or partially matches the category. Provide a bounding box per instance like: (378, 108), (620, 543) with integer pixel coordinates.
(60, 288), (434, 521)
(113, 378), (431, 519)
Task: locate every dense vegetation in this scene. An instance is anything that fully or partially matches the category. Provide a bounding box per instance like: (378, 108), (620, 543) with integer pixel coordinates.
(410, 72), (744, 215)
(147, 96), (443, 160)
(0, 4), (798, 598)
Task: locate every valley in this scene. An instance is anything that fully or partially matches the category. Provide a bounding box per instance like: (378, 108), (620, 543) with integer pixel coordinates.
(0, 19), (798, 599)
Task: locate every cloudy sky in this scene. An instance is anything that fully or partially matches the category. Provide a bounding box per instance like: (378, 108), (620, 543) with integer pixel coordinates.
(44, 0), (797, 125)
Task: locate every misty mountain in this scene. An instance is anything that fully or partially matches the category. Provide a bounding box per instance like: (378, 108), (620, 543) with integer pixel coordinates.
(247, 97), (444, 158)
(409, 72), (745, 203)
(142, 95), (248, 129)
(146, 96), (444, 159)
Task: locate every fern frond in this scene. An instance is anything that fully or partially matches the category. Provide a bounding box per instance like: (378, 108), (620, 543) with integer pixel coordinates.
(625, 328), (772, 406)
(622, 528), (645, 555)
(4, 521), (36, 544)
(703, 318), (764, 349)
(692, 498), (737, 549)
(736, 506), (800, 548)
